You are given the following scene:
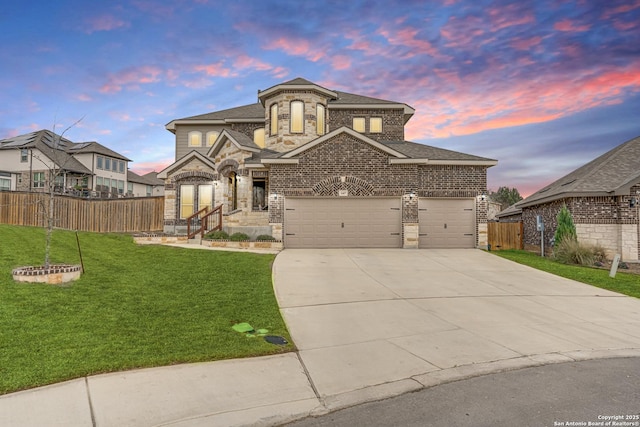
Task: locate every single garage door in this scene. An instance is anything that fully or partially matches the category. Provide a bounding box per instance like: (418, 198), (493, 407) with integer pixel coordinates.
(419, 198), (475, 248)
(284, 197), (402, 248)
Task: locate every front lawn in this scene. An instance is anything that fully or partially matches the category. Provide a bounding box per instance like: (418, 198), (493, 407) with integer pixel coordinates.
(0, 224), (292, 395)
(492, 250), (640, 298)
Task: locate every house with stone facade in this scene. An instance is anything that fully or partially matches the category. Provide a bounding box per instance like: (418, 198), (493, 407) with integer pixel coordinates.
(497, 135), (640, 261)
(158, 78), (497, 248)
(0, 129), (132, 197)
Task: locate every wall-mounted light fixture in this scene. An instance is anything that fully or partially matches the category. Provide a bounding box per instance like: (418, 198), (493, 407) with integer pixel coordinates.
(409, 189), (415, 201)
(270, 192), (278, 200)
(480, 191), (487, 201)
(631, 197), (637, 208)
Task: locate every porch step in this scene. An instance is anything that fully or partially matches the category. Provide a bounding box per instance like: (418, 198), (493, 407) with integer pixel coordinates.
(187, 237), (202, 245)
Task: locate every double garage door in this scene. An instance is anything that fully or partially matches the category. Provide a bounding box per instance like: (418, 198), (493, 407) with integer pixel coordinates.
(284, 197), (476, 249)
(284, 198), (402, 248)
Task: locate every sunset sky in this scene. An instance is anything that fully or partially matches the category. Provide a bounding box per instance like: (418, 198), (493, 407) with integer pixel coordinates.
(2, 0), (639, 197)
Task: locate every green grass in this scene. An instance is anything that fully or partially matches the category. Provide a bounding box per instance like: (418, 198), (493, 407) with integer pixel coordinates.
(492, 250), (640, 298)
(0, 224), (292, 395)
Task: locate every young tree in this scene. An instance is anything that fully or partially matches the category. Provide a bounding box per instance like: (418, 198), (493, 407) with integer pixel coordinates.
(554, 204), (577, 246)
(489, 186), (523, 210)
(30, 119), (83, 269)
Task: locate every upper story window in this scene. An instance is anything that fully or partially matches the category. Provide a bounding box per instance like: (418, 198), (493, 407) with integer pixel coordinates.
(188, 131), (202, 147)
(112, 159), (118, 172)
(290, 101), (304, 133)
(97, 156), (104, 169)
(254, 128), (265, 148)
(353, 117), (365, 133)
(206, 131), (219, 147)
(370, 117), (382, 133)
(105, 158), (111, 171)
(270, 104), (278, 136)
(119, 160), (125, 173)
(316, 104), (326, 136)
(20, 149), (28, 162)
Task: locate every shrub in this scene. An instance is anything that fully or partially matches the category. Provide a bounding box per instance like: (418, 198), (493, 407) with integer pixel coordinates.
(554, 204), (577, 246)
(256, 234), (276, 241)
(591, 244), (608, 264)
(553, 239), (597, 266)
(204, 230), (229, 240)
(229, 232), (250, 241)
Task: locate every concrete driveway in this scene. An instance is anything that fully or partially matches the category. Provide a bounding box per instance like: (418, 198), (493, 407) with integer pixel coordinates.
(273, 249), (640, 409)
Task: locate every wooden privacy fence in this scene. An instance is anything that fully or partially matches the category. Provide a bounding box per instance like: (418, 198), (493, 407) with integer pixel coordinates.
(0, 192), (164, 232)
(488, 221), (523, 250)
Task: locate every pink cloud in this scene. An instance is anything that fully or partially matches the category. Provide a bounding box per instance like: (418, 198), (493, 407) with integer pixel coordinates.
(510, 36), (542, 51)
(378, 26), (438, 57)
(602, 0), (640, 19)
(401, 60), (640, 140)
(487, 5), (535, 31)
(331, 55), (351, 70)
(263, 37), (324, 62)
(100, 65), (162, 93)
(193, 62), (233, 77)
(76, 94), (93, 102)
(554, 19), (591, 32)
(83, 14), (129, 34)
(613, 19), (637, 31)
(131, 159), (173, 175)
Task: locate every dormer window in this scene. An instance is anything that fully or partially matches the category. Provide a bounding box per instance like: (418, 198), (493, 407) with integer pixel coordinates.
(353, 117), (365, 133)
(290, 101), (304, 133)
(270, 104), (278, 135)
(206, 131), (219, 147)
(254, 128), (265, 148)
(188, 131), (202, 147)
(316, 104), (326, 136)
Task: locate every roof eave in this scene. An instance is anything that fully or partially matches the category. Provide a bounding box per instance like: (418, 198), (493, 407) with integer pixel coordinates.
(261, 158), (299, 165)
(389, 159), (498, 166)
(258, 84), (338, 104)
(518, 191), (615, 208)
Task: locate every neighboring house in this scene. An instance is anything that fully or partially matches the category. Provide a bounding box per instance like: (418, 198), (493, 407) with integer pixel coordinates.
(158, 77), (498, 248)
(0, 129), (131, 197)
(498, 135), (640, 261)
(127, 170), (165, 197)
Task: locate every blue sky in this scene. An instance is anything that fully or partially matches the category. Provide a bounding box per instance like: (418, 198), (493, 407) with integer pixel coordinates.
(1, 0), (639, 196)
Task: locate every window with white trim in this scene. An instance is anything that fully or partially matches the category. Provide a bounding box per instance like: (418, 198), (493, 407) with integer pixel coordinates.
(180, 184), (194, 218)
(20, 149), (28, 163)
(0, 176), (10, 191)
(198, 184), (213, 212)
(33, 172), (45, 188)
(97, 156), (103, 169)
(290, 101), (304, 133)
(188, 131), (202, 147)
(105, 158), (111, 171)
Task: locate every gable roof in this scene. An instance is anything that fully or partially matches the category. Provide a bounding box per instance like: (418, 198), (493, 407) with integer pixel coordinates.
(157, 150), (216, 179)
(206, 129), (261, 158)
(166, 77), (416, 130)
(519, 135), (640, 208)
(127, 170), (164, 185)
(67, 141), (131, 161)
(0, 130), (100, 174)
(260, 127), (497, 167)
(165, 103), (265, 132)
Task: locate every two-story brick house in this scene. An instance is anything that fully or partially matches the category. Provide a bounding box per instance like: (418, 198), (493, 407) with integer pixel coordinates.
(158, 78), (497, 248)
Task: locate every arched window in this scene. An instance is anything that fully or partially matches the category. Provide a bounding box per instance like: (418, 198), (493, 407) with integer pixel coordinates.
(254, 128), (265, 148)
(188, 131), (202, 147)
(316, 104), (326, 136)
(290, 101), (304, 133)
(270, 103), (278, 136)
(206, 131), (219, 147)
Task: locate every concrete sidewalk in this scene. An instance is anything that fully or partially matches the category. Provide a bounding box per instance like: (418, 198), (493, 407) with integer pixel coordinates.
(2, 249), (640, 426)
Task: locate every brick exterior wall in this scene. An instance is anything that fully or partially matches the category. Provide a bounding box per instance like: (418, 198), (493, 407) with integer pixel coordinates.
(267, 133), (489, 247)
(328, 108), (405, 141)
(522, 185), (640, 260)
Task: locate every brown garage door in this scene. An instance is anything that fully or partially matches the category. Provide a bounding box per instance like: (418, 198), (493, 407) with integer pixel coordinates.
(419, 198), (475, 248)
(284, 197), (402, 248)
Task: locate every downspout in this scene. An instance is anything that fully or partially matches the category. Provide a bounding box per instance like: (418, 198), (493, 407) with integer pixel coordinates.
(29, 149), (33, 193)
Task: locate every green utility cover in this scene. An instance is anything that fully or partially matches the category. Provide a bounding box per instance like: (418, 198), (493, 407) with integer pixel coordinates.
(232, 322), (254, 333)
